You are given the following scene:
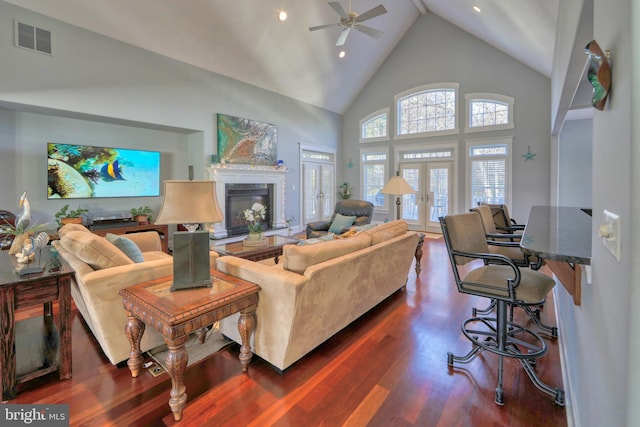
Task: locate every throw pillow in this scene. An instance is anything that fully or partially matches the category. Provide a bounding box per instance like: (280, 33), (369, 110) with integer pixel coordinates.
(328, 213), (357, 234)
(353, 223), (378, 232)
(105, 233), (145, 263)
(57, 223), (91, 238)
(60, 231), (133, 270)
(298, 233), (335, 246)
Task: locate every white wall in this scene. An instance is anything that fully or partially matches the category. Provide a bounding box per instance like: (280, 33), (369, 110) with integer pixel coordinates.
(341, 13), (551, 222)
(552, 0), (634, 426)
(628, 0), (640, 423)
(0, 1), (341, 226)
(558, 119), (593, 207)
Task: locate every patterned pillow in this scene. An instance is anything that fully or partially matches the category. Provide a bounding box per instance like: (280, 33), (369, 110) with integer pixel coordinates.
(298, 233), (335, 245)
(105, 233), (144, 263)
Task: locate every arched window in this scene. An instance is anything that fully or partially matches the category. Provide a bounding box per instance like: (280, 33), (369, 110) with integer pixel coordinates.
(465, 93), (514, 133)
(395, 83), (459, 138)
(359, 108), (389, 142)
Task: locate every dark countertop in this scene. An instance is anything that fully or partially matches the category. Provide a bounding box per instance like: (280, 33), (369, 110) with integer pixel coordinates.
(520, 206), (592, 265)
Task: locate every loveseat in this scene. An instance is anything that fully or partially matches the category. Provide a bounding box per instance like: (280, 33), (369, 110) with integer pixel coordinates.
(52, 223), (219, 365)
(217, 220), (420, 371)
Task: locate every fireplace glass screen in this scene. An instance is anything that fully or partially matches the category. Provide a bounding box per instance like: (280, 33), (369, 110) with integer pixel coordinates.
(225, 184), (273, 236)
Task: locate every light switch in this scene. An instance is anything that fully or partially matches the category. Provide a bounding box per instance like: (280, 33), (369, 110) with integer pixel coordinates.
(599, 209), (621, 261)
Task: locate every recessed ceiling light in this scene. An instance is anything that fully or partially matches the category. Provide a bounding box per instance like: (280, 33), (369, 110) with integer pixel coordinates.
(277, 9), (288, 21)
(473, 6), (482, 13)
(339, 50), (346, 59)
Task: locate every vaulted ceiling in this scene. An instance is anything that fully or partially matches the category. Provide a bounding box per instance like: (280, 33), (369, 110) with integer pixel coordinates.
(5, 0), (559, 114)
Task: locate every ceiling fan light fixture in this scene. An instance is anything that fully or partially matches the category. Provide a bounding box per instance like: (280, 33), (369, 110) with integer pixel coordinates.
(277, 9), (288, 22)
(339, 50), (346, 58)
(309, 1), (387, 46)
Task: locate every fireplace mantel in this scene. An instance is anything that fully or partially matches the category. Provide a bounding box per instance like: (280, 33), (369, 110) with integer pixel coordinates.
(207, 165), (287, 238)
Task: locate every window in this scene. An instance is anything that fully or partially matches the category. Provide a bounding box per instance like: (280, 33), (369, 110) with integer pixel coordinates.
(466, 138), (512, 210)
(360, 148), (389, 209)
(359, 109), (389, 142)
(395, 83), (459, 138)
(465, 93), (514, 133)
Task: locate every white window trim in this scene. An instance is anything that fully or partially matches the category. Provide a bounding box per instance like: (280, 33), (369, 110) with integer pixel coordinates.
(359, 108), (390, 143)
(395, 140), (459, 215)
(464, 136), (513, 212)
(360, 145), (391, 213)
(464, 93), (515, 133)
(394, 83), (460, 140)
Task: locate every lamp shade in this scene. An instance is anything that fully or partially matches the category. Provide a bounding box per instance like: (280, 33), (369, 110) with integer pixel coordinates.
(380, 175), (415, 196)
(155, 180), (223, 225)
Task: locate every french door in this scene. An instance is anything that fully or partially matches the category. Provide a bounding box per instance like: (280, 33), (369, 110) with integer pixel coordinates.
(399, 161), (453, 232)
(302, 162), (335, 224)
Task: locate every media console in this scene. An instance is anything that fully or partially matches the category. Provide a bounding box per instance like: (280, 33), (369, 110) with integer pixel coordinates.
(91, 223), (169, 254)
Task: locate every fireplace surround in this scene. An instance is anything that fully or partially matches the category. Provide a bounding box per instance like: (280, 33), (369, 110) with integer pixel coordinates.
(208, 165), (287, 239)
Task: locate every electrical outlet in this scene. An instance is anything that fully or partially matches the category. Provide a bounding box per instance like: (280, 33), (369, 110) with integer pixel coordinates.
(599, 209), (621, 261)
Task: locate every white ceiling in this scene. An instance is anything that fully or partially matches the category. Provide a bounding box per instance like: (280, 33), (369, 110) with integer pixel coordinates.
(5, 0), (559, 114)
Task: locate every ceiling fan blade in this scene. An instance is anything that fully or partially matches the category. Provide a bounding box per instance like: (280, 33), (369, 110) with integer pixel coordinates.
(309, 23), (340, 31)
(355, 24), (384, 39)
(354, 4), (387, 23)
(336, 27), (350, 46)
(329, 1), (349, 19)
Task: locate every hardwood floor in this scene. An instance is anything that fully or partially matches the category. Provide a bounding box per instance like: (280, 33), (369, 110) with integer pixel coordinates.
(11, 236), (567, 426)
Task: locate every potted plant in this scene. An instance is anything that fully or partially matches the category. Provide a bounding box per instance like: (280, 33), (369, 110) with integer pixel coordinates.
(337, 182), (353, 200)
(243, 202), (267, 241)
(131, 206), (153, 224)
(285, 215), (296, 236)
(54, 204), (89, 227)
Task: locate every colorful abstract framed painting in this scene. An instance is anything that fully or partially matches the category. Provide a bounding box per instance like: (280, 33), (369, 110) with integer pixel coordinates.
(217, 114), (277, 166)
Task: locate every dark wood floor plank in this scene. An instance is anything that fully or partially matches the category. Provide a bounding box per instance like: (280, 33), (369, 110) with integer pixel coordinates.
(10, 236), (567, 426)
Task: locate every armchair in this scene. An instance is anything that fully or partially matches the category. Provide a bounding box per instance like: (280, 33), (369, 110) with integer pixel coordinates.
(306, 200), (374, 238)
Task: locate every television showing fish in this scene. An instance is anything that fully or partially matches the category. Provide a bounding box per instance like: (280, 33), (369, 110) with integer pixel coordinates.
(47, 143), (160, 199)
(100, 160), (125, 181)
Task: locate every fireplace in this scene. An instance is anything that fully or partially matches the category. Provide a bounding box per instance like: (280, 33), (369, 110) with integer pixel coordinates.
(225, 184), (273, 236)
(208, 165), (287, 239)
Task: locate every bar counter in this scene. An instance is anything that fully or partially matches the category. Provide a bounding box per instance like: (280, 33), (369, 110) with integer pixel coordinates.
(521, 206), (592, 305)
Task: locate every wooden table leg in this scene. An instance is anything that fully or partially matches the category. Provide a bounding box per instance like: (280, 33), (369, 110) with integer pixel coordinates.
(58, 276), (72, 380)
(0, 286), (16, 401)
(415, 233), (425, 275)
(166, 336), (189, 422)
(124, 314), (145, 378)
(238, 305), (256, 372)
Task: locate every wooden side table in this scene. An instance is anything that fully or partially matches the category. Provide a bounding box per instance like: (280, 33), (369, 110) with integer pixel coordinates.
(119, 270), (260, 421)
(0, 248), (74, 401)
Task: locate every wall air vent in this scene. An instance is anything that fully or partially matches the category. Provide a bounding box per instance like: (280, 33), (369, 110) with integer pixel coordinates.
(14, 20), (52, 55)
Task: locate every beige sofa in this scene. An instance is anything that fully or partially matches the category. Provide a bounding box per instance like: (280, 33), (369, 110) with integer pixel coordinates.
(217, 220), (420, 371)
(52, 224), (218, 365)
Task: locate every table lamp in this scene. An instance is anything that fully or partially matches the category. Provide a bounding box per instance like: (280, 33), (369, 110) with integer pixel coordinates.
(154, 180), (223, 291)
(380, 172), (416, 220)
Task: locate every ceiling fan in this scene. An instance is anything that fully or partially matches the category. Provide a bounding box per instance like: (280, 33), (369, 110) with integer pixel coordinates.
(309, 1), (388, 47)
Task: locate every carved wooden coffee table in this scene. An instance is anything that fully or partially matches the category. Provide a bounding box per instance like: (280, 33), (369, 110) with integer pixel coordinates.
(119, 270), (259, 421)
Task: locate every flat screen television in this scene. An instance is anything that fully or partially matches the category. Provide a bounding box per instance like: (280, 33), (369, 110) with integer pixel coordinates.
(47, 142), (161, 199)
